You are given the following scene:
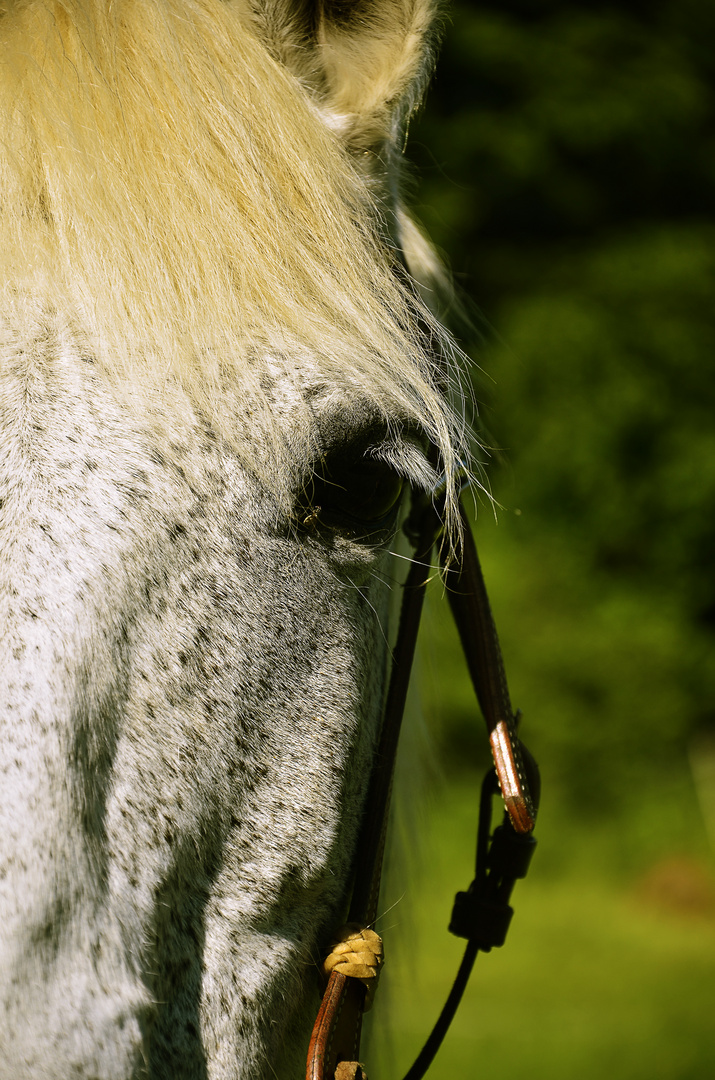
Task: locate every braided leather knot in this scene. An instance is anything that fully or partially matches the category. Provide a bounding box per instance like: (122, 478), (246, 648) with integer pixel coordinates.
(322, 924), (383, 1011)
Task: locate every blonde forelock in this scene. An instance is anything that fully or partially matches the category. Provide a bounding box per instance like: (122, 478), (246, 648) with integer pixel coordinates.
(0, 0), (469, 524)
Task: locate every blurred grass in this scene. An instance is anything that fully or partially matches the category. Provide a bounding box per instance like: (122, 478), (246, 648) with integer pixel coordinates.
(363, 514), (715, 1079)
(365, 771), (715, 1080)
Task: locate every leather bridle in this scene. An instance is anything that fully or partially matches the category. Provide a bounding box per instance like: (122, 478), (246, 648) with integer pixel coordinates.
(306, 479), (540, 1080)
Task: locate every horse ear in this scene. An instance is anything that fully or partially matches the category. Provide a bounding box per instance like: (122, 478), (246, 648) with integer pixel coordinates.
(248, 1), (439, 155)
(315, 0), (439, 152)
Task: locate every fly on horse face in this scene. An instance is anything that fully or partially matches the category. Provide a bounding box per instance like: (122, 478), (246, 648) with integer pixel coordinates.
(0, 1), (472, 1076)
(2, 3), (541, 1078)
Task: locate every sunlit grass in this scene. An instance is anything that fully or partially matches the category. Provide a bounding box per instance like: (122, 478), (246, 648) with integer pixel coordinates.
(365, 776), (715, 1080)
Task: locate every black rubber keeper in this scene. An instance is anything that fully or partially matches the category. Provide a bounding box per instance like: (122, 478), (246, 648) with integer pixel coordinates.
(487, 826), (538, 880)
(449, 891), (514, 950)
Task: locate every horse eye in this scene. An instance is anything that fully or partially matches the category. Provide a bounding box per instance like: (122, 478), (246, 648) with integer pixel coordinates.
(300, 457), (405, 538)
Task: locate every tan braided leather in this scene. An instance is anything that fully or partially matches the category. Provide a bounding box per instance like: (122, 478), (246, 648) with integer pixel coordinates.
(322, 925), (383, 1010)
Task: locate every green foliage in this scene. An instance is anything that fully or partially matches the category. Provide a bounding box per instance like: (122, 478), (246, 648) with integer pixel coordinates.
(487, 227), (715, 615)
(403, 0), (715, 828)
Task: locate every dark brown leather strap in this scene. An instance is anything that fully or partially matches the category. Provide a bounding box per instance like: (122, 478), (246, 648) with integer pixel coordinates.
(306, 527), (435, 1080)
(440, 500), (536, 834)
(306, 971), (366, 1080)
(348, 532), (435, 927)
(306, 493), (537, 1079)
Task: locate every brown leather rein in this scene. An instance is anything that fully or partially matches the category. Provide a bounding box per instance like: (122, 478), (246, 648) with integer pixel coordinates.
(307, 480), (540, 1080)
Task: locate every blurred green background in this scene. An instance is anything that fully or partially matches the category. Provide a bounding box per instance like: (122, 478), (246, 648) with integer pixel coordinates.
(367, 1), (715, 1076)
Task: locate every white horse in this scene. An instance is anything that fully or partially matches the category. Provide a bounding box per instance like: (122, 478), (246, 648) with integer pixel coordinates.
(0, 2), (469, 1076)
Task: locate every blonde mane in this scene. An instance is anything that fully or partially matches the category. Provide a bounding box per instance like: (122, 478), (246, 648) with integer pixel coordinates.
(0, 0), (467, 513)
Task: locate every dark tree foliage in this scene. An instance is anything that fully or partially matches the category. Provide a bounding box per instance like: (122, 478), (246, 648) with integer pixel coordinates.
(410, 0), (715, 821)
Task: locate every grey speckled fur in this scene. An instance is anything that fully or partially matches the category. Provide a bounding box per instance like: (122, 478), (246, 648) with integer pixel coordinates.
(1, 321), (393, 1076)
(0, 2), (462, 1076)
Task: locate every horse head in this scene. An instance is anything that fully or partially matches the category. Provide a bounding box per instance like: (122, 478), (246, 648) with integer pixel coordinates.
(0, 2), (467, 1076)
